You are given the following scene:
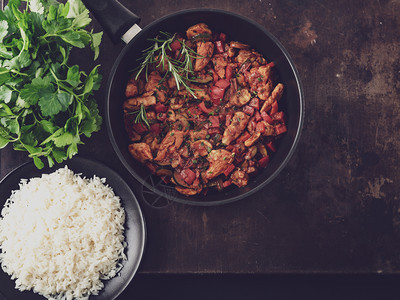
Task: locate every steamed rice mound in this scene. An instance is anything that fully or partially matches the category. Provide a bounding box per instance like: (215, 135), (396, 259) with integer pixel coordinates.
(0, 166), (126, 300)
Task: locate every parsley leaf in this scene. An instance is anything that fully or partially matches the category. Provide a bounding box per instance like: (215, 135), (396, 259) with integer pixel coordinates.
(0, 0), (103, 168)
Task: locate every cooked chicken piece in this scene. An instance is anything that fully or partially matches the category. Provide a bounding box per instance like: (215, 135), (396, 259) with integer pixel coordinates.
(179, 145), (190, 158)
(270, 83), (284, 102)
(173, 113), (190, 131)
(168, 75), (178, 89)
(186, 23), (212, 40)
(171, 152), (182, 168)
(236, 73), (246, 86)
(231, 170), (249, 187)
(205, 149), (234, 180)
(142, 134), (160, 153)
(262, 121), (275, 136)
(175, 186), (201, 196)
(257, 80), (273, 101)
(189, 129), (208, 141)
(247, 117), (257, 134)
(228, 88), (251, 107)
(145, 71), (168, 103)
(125, 74), (144, 97)
(128, 143), (153, 163)
(258, 64), (274, 81)
(212, 54), (228, 78)
(222, 112), (250, 145)
(179, 84), (210, 100)
(123, 94), (156, 111)
(154, 130), (184, 162)
(193, 85), (211, 100)
(145, 71), (162, 92)
(248, 67), (273, 101)
(166, 109), (176, 122)
(236, 50), (256, 65)
(195, 41), (214, 71)
(192, 140), (212, 157)
(260, 83), (284, 112)
(229, 41), (250, 49)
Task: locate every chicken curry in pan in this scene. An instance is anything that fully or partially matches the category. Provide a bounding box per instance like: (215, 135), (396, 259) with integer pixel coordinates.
(123, 23), (287, 196)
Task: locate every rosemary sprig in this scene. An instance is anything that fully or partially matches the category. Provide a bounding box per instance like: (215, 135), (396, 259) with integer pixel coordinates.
(135, 31), (201, 98)
(128, 104), (150, 128)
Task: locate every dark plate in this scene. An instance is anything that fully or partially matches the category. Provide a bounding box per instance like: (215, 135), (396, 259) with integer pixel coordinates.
(0, 156), (146, 300)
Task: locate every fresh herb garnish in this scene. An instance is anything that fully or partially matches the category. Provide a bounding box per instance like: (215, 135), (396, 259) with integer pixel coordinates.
(0, 0), (103, 169)
(135, 31), (201, 98)
(128, 104), (150, 128)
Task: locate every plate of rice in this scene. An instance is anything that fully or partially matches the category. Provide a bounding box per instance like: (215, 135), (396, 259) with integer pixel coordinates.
(0, 156), (146, 300)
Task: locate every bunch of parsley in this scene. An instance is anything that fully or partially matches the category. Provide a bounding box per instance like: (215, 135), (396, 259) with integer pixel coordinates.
(0, 0), (103, 168)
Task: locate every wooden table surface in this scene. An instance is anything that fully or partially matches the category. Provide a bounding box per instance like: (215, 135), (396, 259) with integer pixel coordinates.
(1, 0), (400, 278)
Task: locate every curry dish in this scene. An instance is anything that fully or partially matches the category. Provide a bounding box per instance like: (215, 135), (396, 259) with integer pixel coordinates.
(123, 23), (287, 196)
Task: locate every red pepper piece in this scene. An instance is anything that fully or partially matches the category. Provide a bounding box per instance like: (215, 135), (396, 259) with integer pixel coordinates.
(198, 101), (213, 114)
(261, 111), (274, 124)
(272, 111), (285, 123)
(223, 164), (235, 177)
(211, 86), (225, 98)
(132, 123), (148, 134)
(255, 111), (262, 122)
(236, 131), (251, 143)
(181, 168), (196, 185)
(210, 69), (219, 82)
(249, 97), (259, 110)
(150, 123), (162, 135)
(209, 115), (220, 128)
(223, 179), (232, 188)
(208, 128), (220, 135)
(154, 102), (168, 113)
(275, 124), (287, 135)
(219, 32), (227, 42)
(258, 156), (270, 168)
(225, 65), (233, 80)
(270, 101), (278, 115)
(266, 61), (275, 68)
(170, 39), (181, 52)
(256, 122), (265, 134)
(215, 79), (230, 89)
(243, 105), (255, 116)
(215, 40), (225, 53)
(210, 86), (225, 105)
(266, 141), (276, 152)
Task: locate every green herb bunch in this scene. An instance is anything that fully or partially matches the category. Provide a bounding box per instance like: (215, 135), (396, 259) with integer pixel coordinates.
(0, 0), (103, 168)
(135, 31), (200, 98)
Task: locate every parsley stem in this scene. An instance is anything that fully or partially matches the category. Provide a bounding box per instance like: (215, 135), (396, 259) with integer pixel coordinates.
(10, 70), (28, 76)
(46, 63), (82, 101)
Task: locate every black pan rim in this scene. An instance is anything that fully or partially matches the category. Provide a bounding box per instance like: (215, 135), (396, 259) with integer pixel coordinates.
(105, 8), (305, 206)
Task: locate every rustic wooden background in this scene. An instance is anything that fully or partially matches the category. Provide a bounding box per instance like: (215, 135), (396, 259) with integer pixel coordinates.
(1, 0), (400, 298)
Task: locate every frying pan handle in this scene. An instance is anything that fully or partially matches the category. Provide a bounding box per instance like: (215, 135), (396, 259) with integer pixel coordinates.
(81, 0), (141, 44)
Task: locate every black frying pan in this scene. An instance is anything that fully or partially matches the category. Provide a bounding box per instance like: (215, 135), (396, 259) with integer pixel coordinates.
(82, 0), (305, 206)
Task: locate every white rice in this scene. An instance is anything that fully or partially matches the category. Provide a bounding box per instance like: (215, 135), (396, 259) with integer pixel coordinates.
(0, 166), (126, 300)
